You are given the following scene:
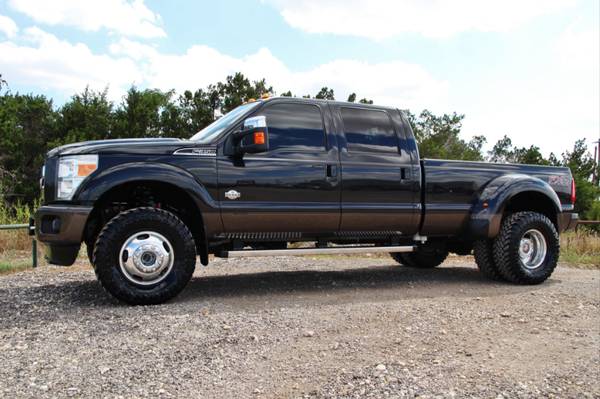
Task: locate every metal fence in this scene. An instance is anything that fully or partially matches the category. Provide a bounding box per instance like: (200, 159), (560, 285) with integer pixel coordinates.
(0, 224), (37, 268)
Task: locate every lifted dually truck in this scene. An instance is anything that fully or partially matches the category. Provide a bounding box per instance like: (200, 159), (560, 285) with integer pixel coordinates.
(32, 97), (579, 305)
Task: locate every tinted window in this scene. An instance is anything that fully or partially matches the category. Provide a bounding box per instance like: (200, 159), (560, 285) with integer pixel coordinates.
(258, 103), (325, 151)
(341, 107), (398, 153)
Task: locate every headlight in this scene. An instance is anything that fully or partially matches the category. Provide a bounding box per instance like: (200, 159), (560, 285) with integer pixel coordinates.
(57, 155), (98, 200)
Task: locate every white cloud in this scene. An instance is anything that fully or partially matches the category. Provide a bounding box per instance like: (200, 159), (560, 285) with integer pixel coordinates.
(1, 30), (447, 109)
(108, 39), (449, 111)
(459, 24), (599, 156)
(0, 27), (142, 96)
(0, 14), (18, 37)
(9, 0), (165, 38)
(266, 0), (576, 39)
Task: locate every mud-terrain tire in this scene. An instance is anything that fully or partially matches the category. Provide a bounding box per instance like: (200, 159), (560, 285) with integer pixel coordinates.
(492, 211), (559, 285)
(391, 245), (448, 268)
(473, 239), (505, 281)
(93, 207), (196, 305)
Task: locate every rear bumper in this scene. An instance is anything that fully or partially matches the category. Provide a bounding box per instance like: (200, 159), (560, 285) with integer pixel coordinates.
(33, 205), (92, 266)
(558, 212), (578, 232)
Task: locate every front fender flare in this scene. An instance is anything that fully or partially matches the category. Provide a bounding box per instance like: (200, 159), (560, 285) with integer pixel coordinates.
(75, 162), (220, 265)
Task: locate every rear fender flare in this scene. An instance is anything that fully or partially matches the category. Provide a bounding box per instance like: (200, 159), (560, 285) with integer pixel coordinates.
(468, 174), (561, 238)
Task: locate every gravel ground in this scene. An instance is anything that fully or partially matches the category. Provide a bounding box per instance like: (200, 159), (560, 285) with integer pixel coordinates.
(0, 255), (598, 398)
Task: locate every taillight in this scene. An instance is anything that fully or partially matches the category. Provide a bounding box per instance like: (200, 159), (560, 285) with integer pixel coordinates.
(571, 179), (576, 205)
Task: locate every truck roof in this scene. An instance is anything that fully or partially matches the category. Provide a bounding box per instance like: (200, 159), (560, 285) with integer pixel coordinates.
(259, 96), (399, 112)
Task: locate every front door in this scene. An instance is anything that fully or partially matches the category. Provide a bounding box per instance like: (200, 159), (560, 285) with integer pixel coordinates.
(331, 105), (420, 235)
(217, 101), (340, 234)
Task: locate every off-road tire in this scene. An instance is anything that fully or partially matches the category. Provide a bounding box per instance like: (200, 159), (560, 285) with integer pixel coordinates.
(492, 211), (559, 285)
(391, 246), (448, 268)
(93, 207), (196, 305)
(473, 239), (505, 281)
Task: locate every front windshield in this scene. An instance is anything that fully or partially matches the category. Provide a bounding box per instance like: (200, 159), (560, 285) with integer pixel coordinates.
(190, 102), (260, 142)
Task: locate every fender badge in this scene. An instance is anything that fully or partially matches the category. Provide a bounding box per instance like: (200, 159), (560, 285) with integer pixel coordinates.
(225, 190), (241, 200)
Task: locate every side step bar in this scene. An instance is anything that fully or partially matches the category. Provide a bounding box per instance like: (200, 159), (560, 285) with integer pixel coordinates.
(222, 245), (415, 258)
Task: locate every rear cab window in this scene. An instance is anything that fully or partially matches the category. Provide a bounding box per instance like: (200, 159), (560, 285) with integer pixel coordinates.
(340, 107), (399, 153)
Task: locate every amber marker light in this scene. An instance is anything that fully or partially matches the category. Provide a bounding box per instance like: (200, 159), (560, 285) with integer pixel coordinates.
(78, 163), (98, 176)
(253, 132), (265, 145)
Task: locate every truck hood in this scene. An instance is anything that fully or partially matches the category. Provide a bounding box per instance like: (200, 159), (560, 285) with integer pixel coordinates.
(47, 138), (190, 157)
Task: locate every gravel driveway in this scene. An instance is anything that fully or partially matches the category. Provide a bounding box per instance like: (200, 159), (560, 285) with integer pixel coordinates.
(1, 256), (598, 398)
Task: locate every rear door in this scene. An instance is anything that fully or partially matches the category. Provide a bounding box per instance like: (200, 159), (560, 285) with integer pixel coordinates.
(217, 101), (341, 234)
(331, 105), (420, 235)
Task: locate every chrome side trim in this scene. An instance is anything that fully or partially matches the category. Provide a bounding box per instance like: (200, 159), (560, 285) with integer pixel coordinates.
(224, 245), (414, 258)
(173, 148), (217, 156)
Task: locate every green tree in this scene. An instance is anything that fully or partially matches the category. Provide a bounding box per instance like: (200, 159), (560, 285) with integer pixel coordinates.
(112, 86), (174, 138)
(176, 89), (215, 138)
(488, 135), (549, 165)
(560, 139), (599, 219)
(280, 90), (293, 97)
(404, 109), (485, 161)
(0, 74), (6, 93)
(359, 98), (373, 104)
(54, 87), (114, 147)
(218, 73), (273, 113)
(347, 93), (356, 102)
(315, 87), (335, 100)
(0, 93), (57, 203)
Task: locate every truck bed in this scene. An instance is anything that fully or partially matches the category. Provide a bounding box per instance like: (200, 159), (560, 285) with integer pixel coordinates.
(420, 159), (573, 236)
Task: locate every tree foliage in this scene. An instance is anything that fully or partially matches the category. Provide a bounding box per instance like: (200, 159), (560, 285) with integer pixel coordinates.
(404, 110), (485, 161)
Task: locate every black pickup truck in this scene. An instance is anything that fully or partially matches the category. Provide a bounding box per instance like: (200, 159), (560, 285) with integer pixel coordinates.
(33, 97), (578, 304)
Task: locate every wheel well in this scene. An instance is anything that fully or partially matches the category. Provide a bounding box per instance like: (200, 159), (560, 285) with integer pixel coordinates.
(84, 181), (206, 255)
(503, 191), (558, 228)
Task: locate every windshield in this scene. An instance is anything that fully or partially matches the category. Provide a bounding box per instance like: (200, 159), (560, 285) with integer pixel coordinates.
(190, 102), (260, 142)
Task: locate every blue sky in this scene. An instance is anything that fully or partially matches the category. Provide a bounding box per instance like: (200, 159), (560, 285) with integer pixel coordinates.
(0, 0), (598, 156)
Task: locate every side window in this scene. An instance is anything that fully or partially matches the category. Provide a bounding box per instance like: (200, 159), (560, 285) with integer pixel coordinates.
(257, 103), (326, 151)
(341, 107), (399, 153)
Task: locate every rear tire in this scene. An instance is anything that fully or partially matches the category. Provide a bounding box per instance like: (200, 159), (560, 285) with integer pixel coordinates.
(473, 239), (504, 281)
(492, 212), (559, 284)
(93, 207), (196, 305)
(391, 245), (448, 268)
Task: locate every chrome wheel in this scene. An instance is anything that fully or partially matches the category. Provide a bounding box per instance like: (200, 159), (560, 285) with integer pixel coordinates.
(119, 231), (174, 286)
(518, 229), (547, 270)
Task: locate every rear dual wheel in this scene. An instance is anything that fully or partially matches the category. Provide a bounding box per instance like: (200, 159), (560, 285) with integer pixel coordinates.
(475, 211), (559, 284)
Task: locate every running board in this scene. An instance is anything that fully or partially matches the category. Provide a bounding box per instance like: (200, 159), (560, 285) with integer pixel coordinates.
(221, 245), (415, 258)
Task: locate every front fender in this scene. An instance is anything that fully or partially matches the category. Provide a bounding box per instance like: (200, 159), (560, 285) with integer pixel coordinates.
(74, 162), (221, 263)
(468, 174), (561, 238)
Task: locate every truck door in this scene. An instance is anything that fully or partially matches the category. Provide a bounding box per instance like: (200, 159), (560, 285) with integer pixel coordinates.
(217, 101), (341, 234)
(331, 105), (420, 235)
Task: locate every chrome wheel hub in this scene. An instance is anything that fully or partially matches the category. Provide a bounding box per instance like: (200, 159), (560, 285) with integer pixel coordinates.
(519, 229), (547, 270)
(119, 231), (174, 285)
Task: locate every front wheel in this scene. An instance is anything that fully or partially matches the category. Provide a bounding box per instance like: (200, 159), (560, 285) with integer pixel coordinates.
(492, 212), (559, 284)
(93, 207), (196, 305)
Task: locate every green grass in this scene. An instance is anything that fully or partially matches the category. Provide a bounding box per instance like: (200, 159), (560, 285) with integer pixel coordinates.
(0, 260), (31, 274)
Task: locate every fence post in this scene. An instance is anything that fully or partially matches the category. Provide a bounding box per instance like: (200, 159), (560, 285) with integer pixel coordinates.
(31, 239), (38, 268)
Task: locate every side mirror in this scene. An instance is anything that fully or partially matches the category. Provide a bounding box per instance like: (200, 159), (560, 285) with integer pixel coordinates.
(233, 115), (269, 155)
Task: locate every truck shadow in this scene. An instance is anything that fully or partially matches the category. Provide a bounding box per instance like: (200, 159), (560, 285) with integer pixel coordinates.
(0, 264), (558, 324)
(175, 264), (555, 306)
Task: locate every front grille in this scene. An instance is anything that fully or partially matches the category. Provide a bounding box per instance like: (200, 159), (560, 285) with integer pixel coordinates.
(42, 157), (57, 204)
